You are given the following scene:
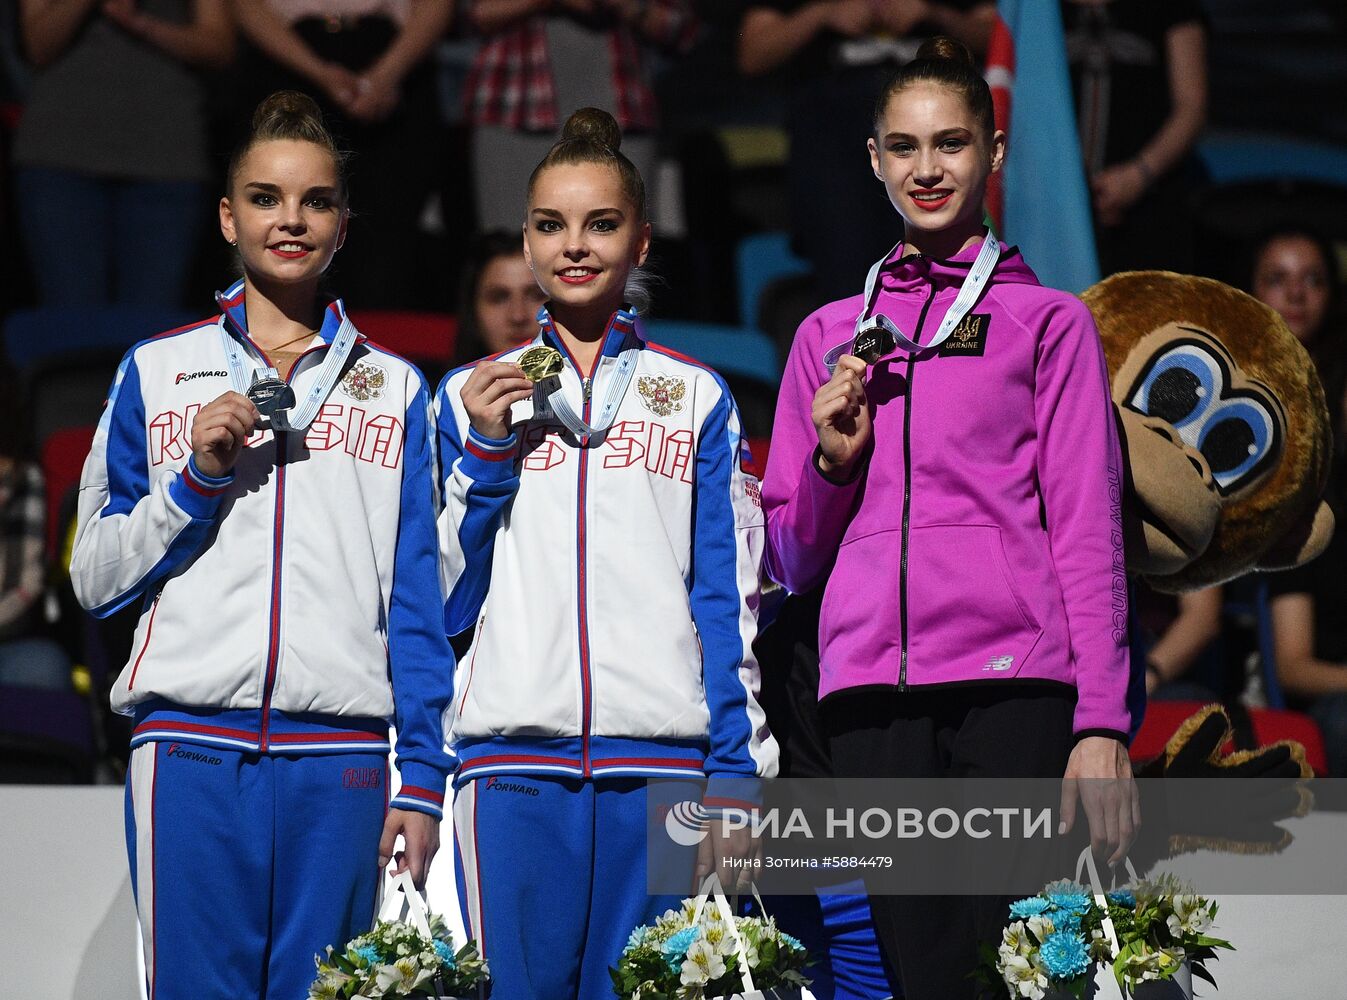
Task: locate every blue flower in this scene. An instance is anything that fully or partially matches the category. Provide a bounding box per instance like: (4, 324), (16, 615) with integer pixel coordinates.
(661, 927), (700, 970)
(779, 933), (805, 952)
(1107, 890), (1136, 908)
(1050, 909), (1082, 935)
(1046, 891), (1093, 916)
(627, 926), (654, 951)
(1038, 931), (1091, 979)
(353, 944), (381, 966)
(434, 939), (457, 969)
(1008, 897), (1052, 919)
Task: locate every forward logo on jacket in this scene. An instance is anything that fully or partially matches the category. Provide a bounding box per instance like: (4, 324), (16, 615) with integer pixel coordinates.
(938, 314), (991, 357)
(340, 360), (386, 401)
(637, 375), (686, 416)
(174, 370), (228, 384)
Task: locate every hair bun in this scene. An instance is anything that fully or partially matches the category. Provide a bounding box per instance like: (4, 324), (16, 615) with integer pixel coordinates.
(561, 107), (622, 152)
(915, 35), (975, 68)
(252, 90), (324, 133)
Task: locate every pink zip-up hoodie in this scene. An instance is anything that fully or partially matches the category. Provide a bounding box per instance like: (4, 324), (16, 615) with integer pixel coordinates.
(762, 241), (1130, 739)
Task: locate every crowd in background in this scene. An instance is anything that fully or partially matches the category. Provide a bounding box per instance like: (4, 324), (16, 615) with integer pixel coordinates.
(2, 0), (1347, 782)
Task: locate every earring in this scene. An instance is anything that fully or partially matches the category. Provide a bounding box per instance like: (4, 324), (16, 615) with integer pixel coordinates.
(228, 238), (237, 246)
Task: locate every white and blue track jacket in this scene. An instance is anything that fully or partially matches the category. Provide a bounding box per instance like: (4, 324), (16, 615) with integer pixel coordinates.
(71, 281), (454, 817)
(436, 307), (778, 797)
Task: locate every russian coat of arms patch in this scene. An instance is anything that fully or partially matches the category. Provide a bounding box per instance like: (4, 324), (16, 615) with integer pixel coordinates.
(637, 375), (686, 417)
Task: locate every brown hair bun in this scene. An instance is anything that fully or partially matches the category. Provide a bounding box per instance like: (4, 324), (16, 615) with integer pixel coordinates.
(227, 90), (348, 199)
(914, 35), (976, 68)
(561, 107), (623, 152)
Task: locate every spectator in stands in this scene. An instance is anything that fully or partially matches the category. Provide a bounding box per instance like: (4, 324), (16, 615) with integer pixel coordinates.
(452, 229), (547, 366)
(231, 0), (452, 308)
(737, 0), (996, 305)
(1251, 226), (1343, 374)
(1062, 0), (1208, 275)
(460, 0), (698, 231)
(1261, 228), (1347, 775)
(13, 0), (232, 308)
(1131, 584), (1222, 702)
(0, 399), (70, 692)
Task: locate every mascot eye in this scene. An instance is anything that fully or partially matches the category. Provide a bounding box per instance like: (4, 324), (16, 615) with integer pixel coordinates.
(1198, 398), (1276, 494)
(1129, 346), (1219, 428)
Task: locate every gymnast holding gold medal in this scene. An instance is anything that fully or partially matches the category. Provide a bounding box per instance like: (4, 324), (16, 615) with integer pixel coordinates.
(434, 107), (778, 1000)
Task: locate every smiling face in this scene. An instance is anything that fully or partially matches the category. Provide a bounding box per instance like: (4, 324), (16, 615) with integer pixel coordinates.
(522, 161), (650, 317)
(868, 82), (1004, 251)
(219, 138), (347, 289)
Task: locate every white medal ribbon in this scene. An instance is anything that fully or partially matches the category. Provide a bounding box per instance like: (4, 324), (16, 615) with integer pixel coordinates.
(824, 229), (1002, 372)
(538, 341), (641, 445)
(216, 310), (359, 432)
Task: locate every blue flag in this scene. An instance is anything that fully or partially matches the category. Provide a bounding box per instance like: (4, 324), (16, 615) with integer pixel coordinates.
(988, 0), (1100, 292)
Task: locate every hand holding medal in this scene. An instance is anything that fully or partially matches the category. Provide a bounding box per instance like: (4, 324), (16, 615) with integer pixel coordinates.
(190, 391), (262, 478)
(461, 358), (537, 440)
(812, 355), (872, 481)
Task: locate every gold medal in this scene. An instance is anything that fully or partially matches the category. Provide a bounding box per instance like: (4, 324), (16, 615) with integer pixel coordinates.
(518, 345), (564, 382)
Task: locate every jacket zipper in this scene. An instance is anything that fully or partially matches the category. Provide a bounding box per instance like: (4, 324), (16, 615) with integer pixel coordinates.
(225, 314), (329, 750)
(259, 432), (288, 750)
(574, 357), (602, 776)
(898, 280), (939, 691)
(258, 342), (310, 750)
(126, 592), (162, 691)
(456, 614), (486, 716)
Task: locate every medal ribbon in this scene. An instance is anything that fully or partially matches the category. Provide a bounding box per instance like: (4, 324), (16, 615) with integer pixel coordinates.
(824, 229), (1002, 372)
(535, 307), (642, 446)
(216, 309), (359, 432)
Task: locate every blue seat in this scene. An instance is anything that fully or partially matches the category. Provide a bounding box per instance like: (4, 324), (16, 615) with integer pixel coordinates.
(736, 232), (811, 329)
(3, 305), (197, 372)
(639, 320), (781, 387)
(1198, 135), (1347, 187)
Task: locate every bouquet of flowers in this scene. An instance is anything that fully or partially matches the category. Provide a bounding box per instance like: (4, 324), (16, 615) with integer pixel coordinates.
(309, 873), (489, 1000)
(611, 886), (811, 1000)
(982, 870), (1233, 999)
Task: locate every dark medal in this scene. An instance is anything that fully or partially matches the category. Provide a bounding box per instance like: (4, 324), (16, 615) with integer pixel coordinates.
(852, 324), (896, 365)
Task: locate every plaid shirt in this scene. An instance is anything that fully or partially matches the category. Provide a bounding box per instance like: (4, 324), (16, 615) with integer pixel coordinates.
(0, 461), (46, 637)
(461, 2), (698, 131)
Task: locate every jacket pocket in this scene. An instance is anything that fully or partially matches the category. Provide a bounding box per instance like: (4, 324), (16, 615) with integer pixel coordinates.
(906, 524), (1042, 680)
(818, 527), (902, 675)
(126, 592), (162, 691)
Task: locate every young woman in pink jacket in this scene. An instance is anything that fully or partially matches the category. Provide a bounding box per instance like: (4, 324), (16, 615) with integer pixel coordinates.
(761, 36), (1137, 1000)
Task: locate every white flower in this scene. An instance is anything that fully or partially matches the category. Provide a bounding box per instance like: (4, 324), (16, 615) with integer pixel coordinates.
(374, 956), (436, 995)
(1001, 954), (1048, 999)
(1122, 945), (1169, 983)
(681, 939), (727, 987)
(1166, 895), (1214, 937)
(742, 941), (760, 969)
(1025, 914), (1056, 942)
(1088, 928), (1115, 962)
(1001, 920), (1033, 959)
